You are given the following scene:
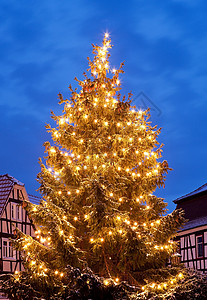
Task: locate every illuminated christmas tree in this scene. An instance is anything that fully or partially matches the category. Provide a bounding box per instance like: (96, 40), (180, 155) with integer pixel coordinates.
(3, 34), (206, 300)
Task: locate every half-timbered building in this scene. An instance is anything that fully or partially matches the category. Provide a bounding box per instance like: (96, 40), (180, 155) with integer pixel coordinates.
(174, 183), (207, 273)
(0, 174), (38, 274)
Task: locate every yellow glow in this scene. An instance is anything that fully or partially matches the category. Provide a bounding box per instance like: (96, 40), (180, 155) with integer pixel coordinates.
(60, 273), (64, 277)
(76, 190), (80, 194)
(104, 121), (108, 126)
(115, 278), (119, 283)
(117, 216), (121, 220)
(178, 273), (183, 279)
(110, 193), (113, 197)
(118, 167), (121, 171)
(74, 216), (78, 221)
(105, 33), (109, 38)
(119, 230), (123, 234)
(104, 280), (109, 286)
(84, 214), (88, 219)
(55, 270), (58, 275)
(119, 198), (122, 202)
(90, 238), (94, 242)
(117, 122), (120, 127)
(67, 191), (71, 195)
(101, 238), (104, 242)
(109, 231), (112, 235)
(94, 166), (97, 170)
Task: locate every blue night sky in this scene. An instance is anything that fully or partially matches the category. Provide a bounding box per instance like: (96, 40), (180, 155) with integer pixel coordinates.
(1, 0), (207, 212)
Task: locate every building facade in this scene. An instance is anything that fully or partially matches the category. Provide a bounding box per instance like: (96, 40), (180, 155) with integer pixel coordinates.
(0, 174), (38, 274)
(174, 183), (207, 273)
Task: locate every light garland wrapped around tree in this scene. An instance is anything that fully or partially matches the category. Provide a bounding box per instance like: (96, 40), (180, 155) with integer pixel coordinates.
(2, 33), (205, 300)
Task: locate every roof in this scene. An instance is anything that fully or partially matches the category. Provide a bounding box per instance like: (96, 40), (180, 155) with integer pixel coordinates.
(28, 194), (41, 205)
(0, 174), (38, 216)
(174, 182), (207, 203)
(178, 216), (207, 232)
(0, 174), (25, 215)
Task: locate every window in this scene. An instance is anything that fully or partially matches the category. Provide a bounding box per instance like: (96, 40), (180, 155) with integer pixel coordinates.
(3, 241), (7, 258)
(2, 240), (14, 259)
(9, 242), (13, 257)
(11, 204), (15, 219)
(196, 235), (204, 258)
(16, 205), (21, 220)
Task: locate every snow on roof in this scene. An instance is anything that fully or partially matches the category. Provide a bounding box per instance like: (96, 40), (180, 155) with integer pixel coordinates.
(179, 216), (207, 231)
(174, 182), (207, 203)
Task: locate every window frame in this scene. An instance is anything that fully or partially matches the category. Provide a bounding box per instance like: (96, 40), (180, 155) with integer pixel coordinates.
(196, 234), (204, 259)
(16, 205), (21, 220)
(2, 239), (15, 259)
(11, 203), (15, 220)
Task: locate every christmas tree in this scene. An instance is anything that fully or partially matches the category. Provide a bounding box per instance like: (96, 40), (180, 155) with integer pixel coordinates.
(2, 34), (205, 300)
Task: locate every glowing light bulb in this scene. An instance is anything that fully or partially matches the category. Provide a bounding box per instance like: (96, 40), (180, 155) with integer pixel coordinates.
(104, 280), (109, 285)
